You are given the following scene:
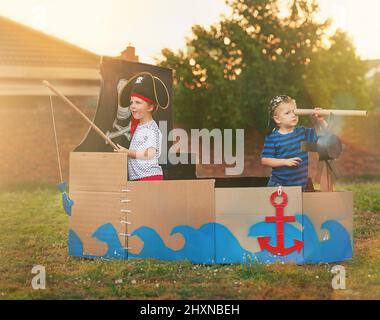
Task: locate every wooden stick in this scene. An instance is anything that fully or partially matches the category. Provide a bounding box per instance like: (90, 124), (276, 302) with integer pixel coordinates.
(42, 80), (122, 151)
(295, 109), (367, 117)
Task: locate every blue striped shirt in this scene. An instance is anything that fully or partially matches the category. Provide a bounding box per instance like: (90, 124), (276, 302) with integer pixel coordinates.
(261, 127), (318, 188)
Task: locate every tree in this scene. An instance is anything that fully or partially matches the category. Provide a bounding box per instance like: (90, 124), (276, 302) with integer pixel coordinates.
(158, 0), (370, 131)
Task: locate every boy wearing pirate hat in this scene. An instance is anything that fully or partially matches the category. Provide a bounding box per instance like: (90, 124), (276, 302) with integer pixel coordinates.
(114, 72), (169, 181)
(261, 95), (327, 190)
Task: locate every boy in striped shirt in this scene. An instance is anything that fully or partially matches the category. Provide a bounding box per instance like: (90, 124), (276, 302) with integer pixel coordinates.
(261, 95), (328, 190)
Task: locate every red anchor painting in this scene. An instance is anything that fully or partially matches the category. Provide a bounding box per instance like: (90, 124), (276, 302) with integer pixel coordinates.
(257, 189), (304, 256)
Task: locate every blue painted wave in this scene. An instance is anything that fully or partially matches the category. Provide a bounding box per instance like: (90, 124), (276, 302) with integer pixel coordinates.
(68, 224), (126, 260)
(301, 215), (352, 263)
(68, 215), (352, 264)
(128, 224), (215, 264)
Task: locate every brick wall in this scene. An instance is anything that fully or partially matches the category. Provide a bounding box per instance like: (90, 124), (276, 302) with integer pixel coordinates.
(0, 96), (96, 187)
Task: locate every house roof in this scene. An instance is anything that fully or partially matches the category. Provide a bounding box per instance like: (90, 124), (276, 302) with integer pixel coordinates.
(0, 15), (100, 68)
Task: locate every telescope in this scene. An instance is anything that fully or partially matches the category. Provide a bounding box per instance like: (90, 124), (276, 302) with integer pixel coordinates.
(295, 109), (367, 117)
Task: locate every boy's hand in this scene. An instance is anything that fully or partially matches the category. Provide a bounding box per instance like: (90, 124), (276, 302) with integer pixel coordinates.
(312, 107), (328, 129)
(113, 143), (128, 153)
(284, 157), (302, 167)
(313, 107), (324, 120)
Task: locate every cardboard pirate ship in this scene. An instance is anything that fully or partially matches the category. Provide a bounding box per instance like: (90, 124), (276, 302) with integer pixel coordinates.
(48, 58), (356, 264)
(68, 151), (353, 264)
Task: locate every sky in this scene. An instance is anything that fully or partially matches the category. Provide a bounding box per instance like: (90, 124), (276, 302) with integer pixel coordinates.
(0, 0), (379, 63)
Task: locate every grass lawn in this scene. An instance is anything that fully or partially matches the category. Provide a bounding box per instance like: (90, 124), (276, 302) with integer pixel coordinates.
(0, 180), (379, 300)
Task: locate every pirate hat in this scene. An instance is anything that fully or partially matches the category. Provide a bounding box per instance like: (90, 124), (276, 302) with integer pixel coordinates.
(119, 72), (170, 110)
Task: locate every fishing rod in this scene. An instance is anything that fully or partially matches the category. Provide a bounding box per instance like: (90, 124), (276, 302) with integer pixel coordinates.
(42, 80), (122, 151)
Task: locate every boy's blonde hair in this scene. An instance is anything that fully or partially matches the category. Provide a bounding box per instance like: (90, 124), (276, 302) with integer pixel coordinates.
(269, 95), (295, 116)
(267, 95), (295, 134)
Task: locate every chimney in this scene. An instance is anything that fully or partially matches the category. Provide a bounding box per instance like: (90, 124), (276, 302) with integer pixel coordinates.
(120, 45), (139, 62)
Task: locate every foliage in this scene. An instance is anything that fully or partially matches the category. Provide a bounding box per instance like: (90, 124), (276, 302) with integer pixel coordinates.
(158, 0), (370, 130)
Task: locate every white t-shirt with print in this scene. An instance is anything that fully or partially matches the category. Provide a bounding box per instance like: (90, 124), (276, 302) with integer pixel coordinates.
(128, 120), (163, 180)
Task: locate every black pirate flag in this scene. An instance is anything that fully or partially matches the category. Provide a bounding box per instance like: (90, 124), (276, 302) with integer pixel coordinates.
(74, 57), (173, 153)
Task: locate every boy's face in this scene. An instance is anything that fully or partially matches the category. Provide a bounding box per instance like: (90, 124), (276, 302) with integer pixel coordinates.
(129, 96), (154, 120)
(273, 100), (298, 129)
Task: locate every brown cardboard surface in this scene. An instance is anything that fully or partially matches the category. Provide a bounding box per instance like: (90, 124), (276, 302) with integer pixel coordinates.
(126, 180), (215, 255)
(69, 152), (128, 193)
(302, 191), (353, 243)
(215, 187), (303, 253)
(215, 186), (302, 215)
(69, 191), (127, 256)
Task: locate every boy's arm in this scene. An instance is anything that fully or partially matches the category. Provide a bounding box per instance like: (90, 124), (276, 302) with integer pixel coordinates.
(116, 128), (159, 160)
(114, 144), (157, 160)
(310, 108), (328, 132)
(261, 136), (302, 168)
(261, 157), (302, 167)
(261, 135), (302, 168)
(127, 148), (156, 160)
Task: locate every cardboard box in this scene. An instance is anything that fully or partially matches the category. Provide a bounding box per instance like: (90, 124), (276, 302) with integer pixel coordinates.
(302, 191), (353, 263)
(69, 152), (128, 258)
(68, 152), (216, 263)
(68, 152), (353, 264)
(215, 187), (304, 264)
(126, 179), (215, 263)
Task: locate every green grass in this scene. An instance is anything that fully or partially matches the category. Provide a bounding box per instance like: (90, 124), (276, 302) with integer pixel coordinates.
(0, 180), (379, 299)
(336, 182), (380, 240)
